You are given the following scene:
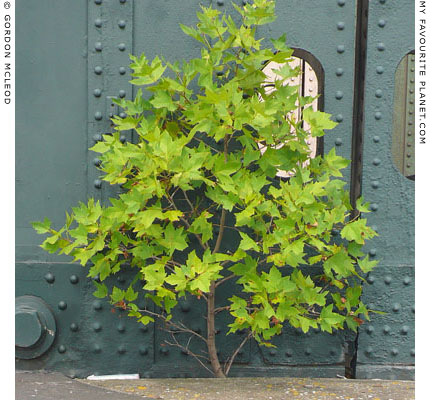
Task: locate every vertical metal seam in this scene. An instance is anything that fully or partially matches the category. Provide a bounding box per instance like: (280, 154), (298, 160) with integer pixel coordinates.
(346, 0), (369, 379)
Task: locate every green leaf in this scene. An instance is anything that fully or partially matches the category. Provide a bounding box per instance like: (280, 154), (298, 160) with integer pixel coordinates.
(32, 217), (52, 234)
(358, 255), (379, 273)
(93, 282), (108, 299)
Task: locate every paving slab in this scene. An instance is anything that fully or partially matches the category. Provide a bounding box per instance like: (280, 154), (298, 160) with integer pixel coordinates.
(16, 370), (415, 400)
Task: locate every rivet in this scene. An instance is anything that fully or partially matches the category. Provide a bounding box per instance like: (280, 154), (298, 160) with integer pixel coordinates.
(406, 142), (412, 147)
(366, 326), (374, 334)
(269, 349), (276, 356)
(93, 133), (102, 142)
(70, 323), (79, 332)
(337, 22), (345, 30)
(335, 91), (343, 100)
(119, 90), (126, 98)
(334, 69), (344, 79)
(93, 158), (102, 167)
(94, 0), (102, 4)
(119, 112), (127, 119)
(139, 346), (148, 356)
(335, 138), (342, 146)
(118, 20), (126, 29)
(408, 120), (413, 125)
(403, 277), (411, 285)
(192, 326), (202, 334)
(118, 43), (126, 51)
(375, 112), (382, 120)
(58, 345), (66, 354)
(160, 347), (169, 355)
(181, 348), (189, 355)
(141, 325), (148, 333)
(95, 42), (103, 51)
(93, 322), (102, 332)
(384, 275), (392, 284)
(406, 153), (411, 158)
(305, 348), (311, 356)
(369, 248), (377, 257)
(45, 272), (55, 284)
(120, 135), (126, 144)
(285, 350), (292, 357)
(337, 0), (345, 6)
(407, 131), (412, 137)
(217, 0), (224, 5)
(117, 324), (126, 333)
(58, 301), (67, 310)
(371, 225), (378, 233)
(391, 348), (398, 356)
(94, 179), (102, 189)
(370, 203), (378, 212)
(406, 163), (411, 168)
(118, 345), (126, 354)
(392, 303), (401, 312)
(94, 66), (103, 75)
(372, 158), (381, 166)
(93, 88), (102, 98)
(377, 43), (385, 51)
(373, 135), (380, 143)
(330, 349), (336, 356)
(375, 89), (383, 98)
(95, 112), (103, 121)
(119, 0), (126, 3)
(376, 66), (384, 74)
(411, 349), (415, 357)
(70, 275), (79, 284)
(180, 302), (191, 312)
(367, 275), (375, 284)
(94, 344), (102, 353)
(94, 18), (102, 28)
(93, 300), (102, 311)
(379, 0), (385, 3)
(337, 45), (345, 54)
(378, 19), (386, 28)
(371, 181), (379, 189)
(336, 114), (344, 122)
(412, 306), (415, 314)
(401, 325), (409, 335)
(383, 325), (390, 334)
(365, 346), (372, 356)
(119, 66), (126, 75)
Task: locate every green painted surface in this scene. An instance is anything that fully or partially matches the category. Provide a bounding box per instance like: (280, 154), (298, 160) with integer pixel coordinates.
(15, 0), (414, 379)
(358, 0), (414, 380)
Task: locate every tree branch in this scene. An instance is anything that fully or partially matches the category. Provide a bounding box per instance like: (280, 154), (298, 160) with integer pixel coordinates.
(224, 331), (252, 376)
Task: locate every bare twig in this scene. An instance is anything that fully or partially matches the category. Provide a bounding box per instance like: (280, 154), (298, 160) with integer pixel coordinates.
(215, 273), (236, 288)
(224, 331), (252, 376)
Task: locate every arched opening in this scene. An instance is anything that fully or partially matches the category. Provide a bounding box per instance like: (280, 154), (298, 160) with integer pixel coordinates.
(260, 49), (324, 177)
(392, 52), (415, 181)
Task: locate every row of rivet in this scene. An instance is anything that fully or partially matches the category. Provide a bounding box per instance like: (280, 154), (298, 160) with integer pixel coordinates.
(57, 344), (150, 355)
(364, 347), (414, 357)
(367, 275), (413, 286)
(366, 324), (411, 335)
(268, 348), (337, 357)
(45, 273), (79, 285)
(91, 1), (130, 191)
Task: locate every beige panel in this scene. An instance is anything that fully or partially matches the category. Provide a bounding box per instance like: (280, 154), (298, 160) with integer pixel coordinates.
(260, 58), (319, 177)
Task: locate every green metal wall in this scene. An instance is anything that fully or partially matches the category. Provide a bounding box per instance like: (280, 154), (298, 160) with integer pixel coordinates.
(16, 0), (414, 380)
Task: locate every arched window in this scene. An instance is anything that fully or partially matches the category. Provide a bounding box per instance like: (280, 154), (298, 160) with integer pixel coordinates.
(392, 52), (415, 180)
(260, 52), (323, 177)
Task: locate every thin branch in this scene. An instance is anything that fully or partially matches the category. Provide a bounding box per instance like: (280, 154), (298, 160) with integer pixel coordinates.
(224, 332), (252, 376)
(215, 273), (236, 288)
(214, 305), (231, 314)
(164, 334), (214, 377)
(137, 308), (208, 343)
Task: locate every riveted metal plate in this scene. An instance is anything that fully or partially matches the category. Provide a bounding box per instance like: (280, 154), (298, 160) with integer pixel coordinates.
(357, 0), (414, 379)
(356, 266), (415, 380)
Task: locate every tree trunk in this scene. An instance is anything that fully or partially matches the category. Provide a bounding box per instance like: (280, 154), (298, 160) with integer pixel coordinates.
(207, 281), (226, 378)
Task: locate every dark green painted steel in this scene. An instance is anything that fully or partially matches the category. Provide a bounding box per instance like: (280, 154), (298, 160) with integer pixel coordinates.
(15, 0), (414, 380)
(356, 0), (414, 380)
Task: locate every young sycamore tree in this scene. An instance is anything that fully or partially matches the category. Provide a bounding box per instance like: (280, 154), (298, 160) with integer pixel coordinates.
(33, 0), (378, 378)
